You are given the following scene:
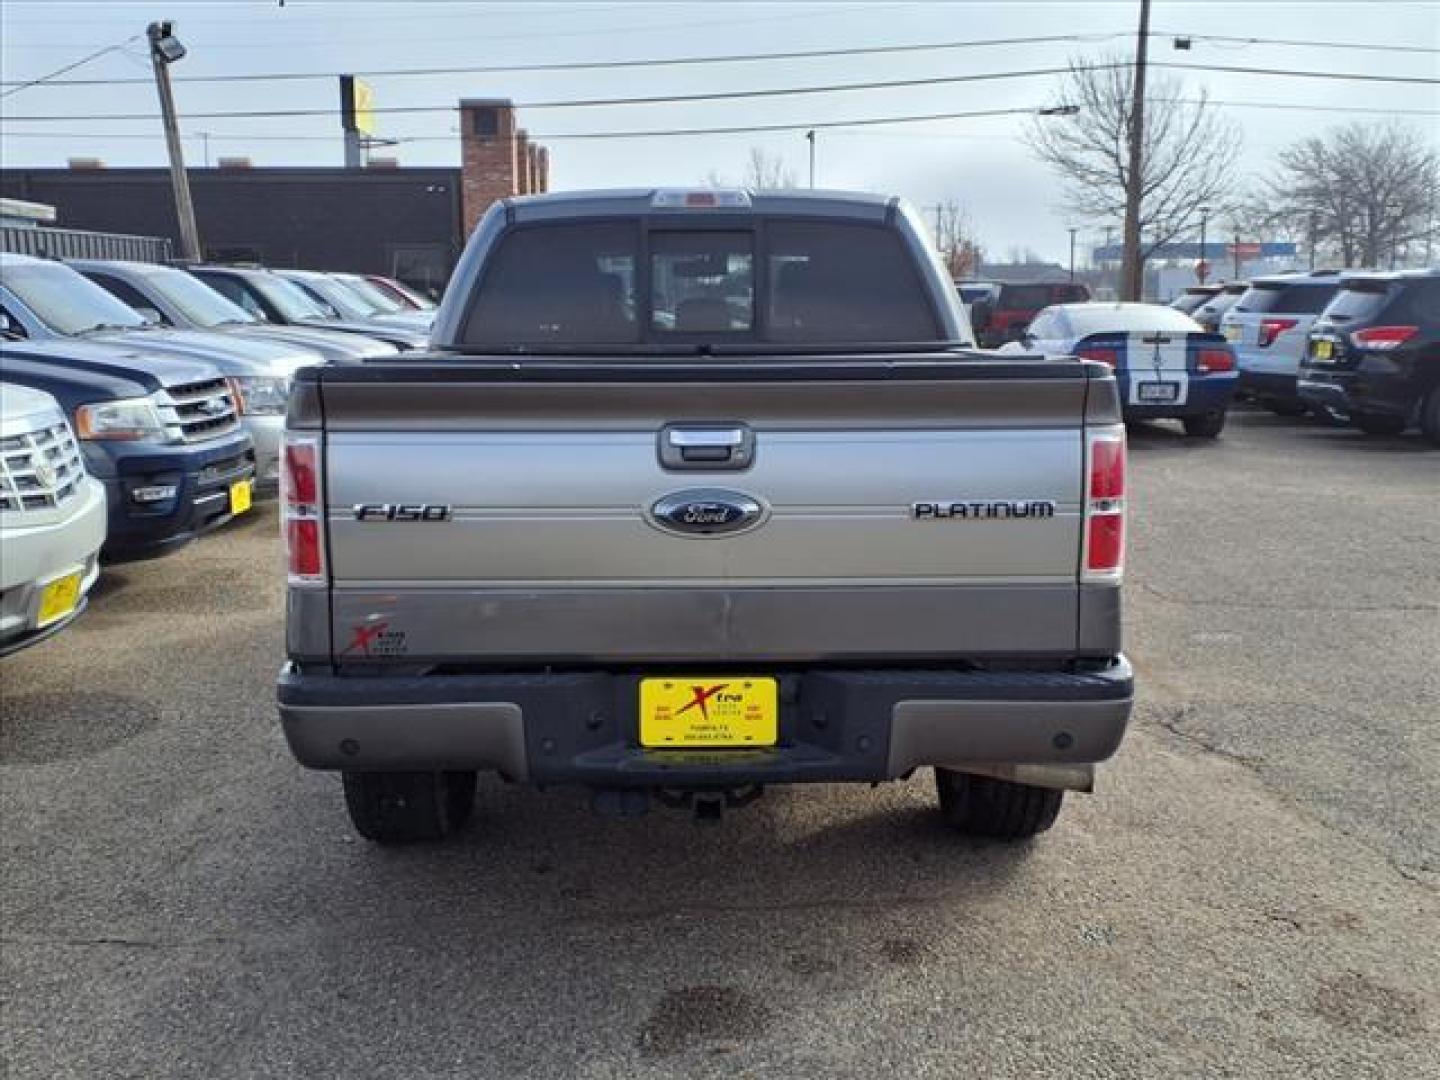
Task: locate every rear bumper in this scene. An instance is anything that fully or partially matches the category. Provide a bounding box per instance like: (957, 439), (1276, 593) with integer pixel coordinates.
(1119, 371), (1236, 419)
(1299, 368), (1421, 421)
(1238, 370), (1301, 401)
(277, 658), (1134, 785)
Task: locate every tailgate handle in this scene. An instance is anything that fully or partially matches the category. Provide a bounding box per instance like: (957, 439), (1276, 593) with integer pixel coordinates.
(659, 424), (754, 470)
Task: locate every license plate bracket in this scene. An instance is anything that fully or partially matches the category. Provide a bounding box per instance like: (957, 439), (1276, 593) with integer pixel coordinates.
(639, 677), (779, 748)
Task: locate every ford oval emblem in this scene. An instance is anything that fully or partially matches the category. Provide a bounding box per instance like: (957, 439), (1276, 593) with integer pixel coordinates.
(649, 489), (766, 537)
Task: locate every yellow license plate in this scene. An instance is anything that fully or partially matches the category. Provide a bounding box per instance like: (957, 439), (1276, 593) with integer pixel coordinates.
(229, 479), (252, 515)
(1312, 339), (1333, 361)
(639, 677), (778, 748)
(36, 571), (83, 628)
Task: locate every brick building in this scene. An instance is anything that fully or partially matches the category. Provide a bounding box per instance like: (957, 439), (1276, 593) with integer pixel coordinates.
(0, 99), (548, 294)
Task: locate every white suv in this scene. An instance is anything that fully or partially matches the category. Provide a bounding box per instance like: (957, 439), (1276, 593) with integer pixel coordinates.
(0, 382), (107, 655)
(1223, 272), (1342, 416)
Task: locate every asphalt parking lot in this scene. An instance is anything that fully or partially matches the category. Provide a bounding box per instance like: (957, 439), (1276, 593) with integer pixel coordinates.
(2, 408), (1436, 1079)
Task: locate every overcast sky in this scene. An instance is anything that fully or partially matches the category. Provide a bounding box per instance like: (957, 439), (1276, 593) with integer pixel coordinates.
(2, 0), (1436, 262)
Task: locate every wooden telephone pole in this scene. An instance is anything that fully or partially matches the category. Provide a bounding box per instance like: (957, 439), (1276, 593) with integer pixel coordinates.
(1120, 0), (1151, 301)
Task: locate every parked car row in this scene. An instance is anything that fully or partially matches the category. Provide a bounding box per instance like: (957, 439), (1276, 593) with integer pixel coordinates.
(1, 252), (438, 655)
(1177, 268), (1440, 443)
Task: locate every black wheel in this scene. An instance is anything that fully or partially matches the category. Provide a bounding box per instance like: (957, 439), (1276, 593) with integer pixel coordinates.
(934, 769), (1064, 839)
(1182, 410), (1227, 438)
(341, 770), (477, 844)
(1421, 387), (1440, 447)
(1353, 412), (1406, 436)
(1265, 399), (1307, 418)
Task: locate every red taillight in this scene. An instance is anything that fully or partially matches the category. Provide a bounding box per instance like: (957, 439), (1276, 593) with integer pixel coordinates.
(1077, 347), (1119, 367)
(287, 519), (322, 577)
(1351, 325), (1419, 351)
(1083, 427), (1126, 581)
(283, 440), (318, 505)
(1196, 348), (1235, 373)
(1089, 435), (1125, 500)
(282, 433), (325, 585)
(1258, 318), (1298, 348)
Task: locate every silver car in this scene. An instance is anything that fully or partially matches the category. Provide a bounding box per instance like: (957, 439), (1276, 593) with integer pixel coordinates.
(70, 259), (399, 365)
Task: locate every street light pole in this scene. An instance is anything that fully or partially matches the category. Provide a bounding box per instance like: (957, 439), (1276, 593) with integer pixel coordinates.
(1068, 227), (1078, 282)
(805, 130), (815, 189)
(148, 21), (201, 262)
(1198, 205), (1209, 283)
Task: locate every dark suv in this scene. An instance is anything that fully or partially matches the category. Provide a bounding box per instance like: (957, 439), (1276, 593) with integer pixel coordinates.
(1299, 270), (1440, 443)
(972, 281), (1090, 347)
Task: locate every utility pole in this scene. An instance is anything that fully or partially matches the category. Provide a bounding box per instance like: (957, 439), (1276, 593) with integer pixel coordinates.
(1232, 229), (1241, 279)
(1068, 227), (1079, 282)
(1121, 0), (1151, 301)
(198, 131), (211, 168)
(1308, 211), (1318, 271)
(148, 22), (201, 262)
(805, 130), (816, 188)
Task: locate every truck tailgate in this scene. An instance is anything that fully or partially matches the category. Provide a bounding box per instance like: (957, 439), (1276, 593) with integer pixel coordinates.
(308, 360), (1111, 662)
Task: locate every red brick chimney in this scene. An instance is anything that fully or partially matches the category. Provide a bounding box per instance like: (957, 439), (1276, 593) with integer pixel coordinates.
(458, 98), (552, 233)
(459, 98), (516, 234)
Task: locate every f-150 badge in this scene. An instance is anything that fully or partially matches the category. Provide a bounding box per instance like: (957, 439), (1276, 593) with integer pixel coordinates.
(913, 500), (1057, 519)
(353, 503), (452, 522)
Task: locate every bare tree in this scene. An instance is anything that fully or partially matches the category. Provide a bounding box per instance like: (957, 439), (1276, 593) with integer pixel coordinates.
(704, 147), (797, 190)
(743, 147), (796, 189)
(1025, 54), (1242, 293)
(1252, 123), (1439, 268)
(932, 200), (983, 278)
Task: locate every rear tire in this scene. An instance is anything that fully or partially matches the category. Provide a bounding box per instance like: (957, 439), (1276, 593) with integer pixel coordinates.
(1421, 387), (1440, 447)
(1353, 412), (1406, 436)
(934, 769), (1064, 839)
(341, 770), (477, 844)
(1182, 410), (1227, 438)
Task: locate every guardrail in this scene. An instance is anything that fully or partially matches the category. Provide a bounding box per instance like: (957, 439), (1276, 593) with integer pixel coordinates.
(0, 225), (173, 264)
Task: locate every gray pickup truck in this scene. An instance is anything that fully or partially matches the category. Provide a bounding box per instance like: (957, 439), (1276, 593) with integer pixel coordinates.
(278, 189), (1133, 844)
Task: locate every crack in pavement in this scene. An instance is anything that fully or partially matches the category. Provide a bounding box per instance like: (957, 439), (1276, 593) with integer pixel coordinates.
(1145, 707), (1439, 893)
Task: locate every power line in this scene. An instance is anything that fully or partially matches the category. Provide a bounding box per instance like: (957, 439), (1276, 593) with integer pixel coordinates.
(0, 63), (1123, 123)
(1155, 29), (1440, 56)
(1156, 61), (1440, 86)
(0, 105), (1045, 146)
(0, 34), (141, 99)
(2, 3), (909, 53)
(0, 32), (1129, 89)
(5, 95), (1437, 151)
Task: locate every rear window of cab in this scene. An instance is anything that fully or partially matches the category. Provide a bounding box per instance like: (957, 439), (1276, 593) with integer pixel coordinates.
(461, 219), (942, 347)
